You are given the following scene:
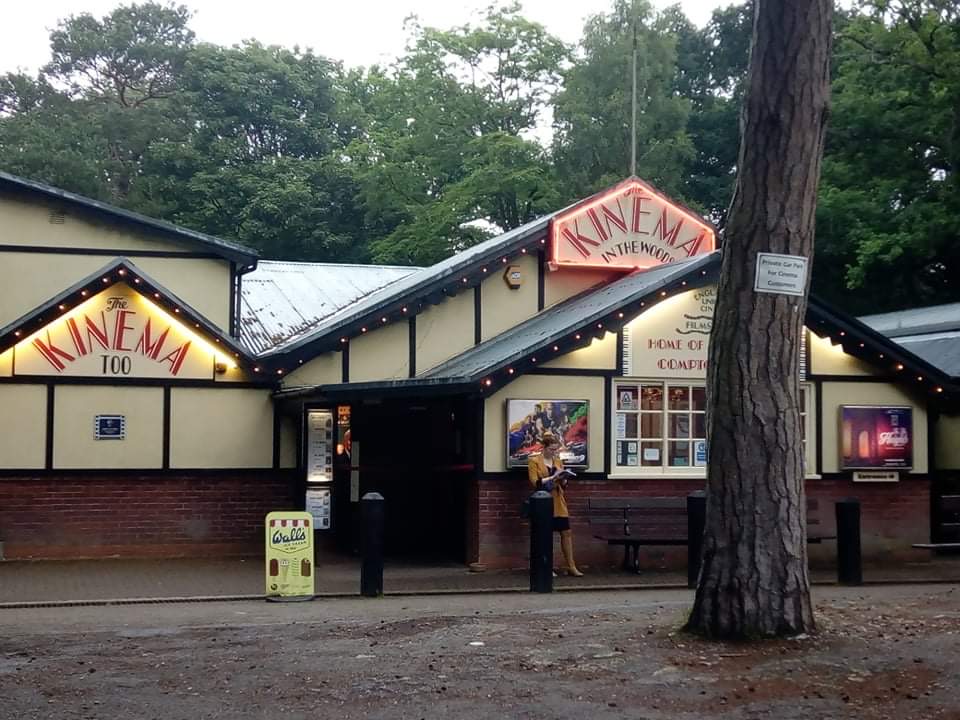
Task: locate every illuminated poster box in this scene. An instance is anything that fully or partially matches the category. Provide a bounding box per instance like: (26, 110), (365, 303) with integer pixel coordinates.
(840, 405), (913, 470)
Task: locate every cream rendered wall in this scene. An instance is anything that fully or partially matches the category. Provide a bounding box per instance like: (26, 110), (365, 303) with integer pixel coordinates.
(808, 332), (880, 376)
(820, 382), (928, 474)
(0, 252), (232, 330)
(350, 320), (409, 382)
(544, 266), (619, 308)
(0, 349), (11, 377)
(935, 414), (960, 470)
(480, 254), (539, 341)
(0, 384), (46, 469)
(415, 289), (475, 374)
(541, 332), (617, 370)
(169, 388), (274, 468)
(484, 374), (605, 473)
(53, 386), (163, 469)
(285, 351), (342, 387)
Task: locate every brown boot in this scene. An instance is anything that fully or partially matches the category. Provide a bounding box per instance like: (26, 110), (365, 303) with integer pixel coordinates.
(560, 530), (584, 576)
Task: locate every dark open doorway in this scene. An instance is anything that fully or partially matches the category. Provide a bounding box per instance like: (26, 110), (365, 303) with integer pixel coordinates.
(347, 396), (476, 563)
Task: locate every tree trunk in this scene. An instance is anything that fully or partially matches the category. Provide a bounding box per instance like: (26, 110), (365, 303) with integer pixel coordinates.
(685, 0), (832, 639)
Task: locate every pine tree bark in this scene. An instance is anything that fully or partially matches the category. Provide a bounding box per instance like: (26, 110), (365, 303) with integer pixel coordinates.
(685, 0), (833, 639)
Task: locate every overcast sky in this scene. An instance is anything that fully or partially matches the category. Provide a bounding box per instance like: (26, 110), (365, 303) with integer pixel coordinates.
(1, 0), (726, 75)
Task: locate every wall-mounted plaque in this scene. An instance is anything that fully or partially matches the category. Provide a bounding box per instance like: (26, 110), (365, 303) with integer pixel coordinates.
(306, 409), (334, 482)
(94, 415), (125, 440)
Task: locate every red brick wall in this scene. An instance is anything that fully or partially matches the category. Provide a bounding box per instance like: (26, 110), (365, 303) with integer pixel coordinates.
(477, 474), (931, 570)
(0, 473), (297, 559)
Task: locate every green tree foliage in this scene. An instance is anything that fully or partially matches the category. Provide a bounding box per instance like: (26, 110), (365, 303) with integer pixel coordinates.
(349, 4), (569, 265)
(815, 0), (960, 312)
(0, 0), (958, 313)
(552, 0), (695, 203)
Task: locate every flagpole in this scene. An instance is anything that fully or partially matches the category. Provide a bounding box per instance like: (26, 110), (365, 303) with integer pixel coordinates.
(630, 17), (638, 177)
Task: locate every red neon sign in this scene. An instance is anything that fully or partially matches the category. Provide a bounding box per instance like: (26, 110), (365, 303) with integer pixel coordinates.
(550, 177), (716, 271)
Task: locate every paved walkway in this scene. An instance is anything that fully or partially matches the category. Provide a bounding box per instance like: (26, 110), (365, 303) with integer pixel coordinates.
(1, 554), (958, 607)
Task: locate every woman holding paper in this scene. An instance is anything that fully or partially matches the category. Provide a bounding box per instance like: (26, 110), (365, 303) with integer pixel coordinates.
(527, 431), (584, 576)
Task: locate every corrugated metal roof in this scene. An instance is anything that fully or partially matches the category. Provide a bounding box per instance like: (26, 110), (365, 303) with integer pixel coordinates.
(239, 261), (419, 354)
(258, 211), (558, 357)
(860, 302), (960, 338)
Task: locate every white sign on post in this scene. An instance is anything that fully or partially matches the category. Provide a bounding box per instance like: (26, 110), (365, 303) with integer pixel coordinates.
(754, 253), (809, 297)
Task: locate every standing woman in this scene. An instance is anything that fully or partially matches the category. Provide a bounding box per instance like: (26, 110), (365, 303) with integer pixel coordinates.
(527, 432), (584, 576)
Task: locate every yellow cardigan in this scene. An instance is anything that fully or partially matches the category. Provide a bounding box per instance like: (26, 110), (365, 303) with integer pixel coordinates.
(527, 454), (569, 519)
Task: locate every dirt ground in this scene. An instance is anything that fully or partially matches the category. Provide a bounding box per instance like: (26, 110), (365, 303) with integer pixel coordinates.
(1, 585), (959, 720)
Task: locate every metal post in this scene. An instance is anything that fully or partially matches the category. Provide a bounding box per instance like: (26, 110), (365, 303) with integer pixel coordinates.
(836, 498), (862, 586)
(529, 490), (553, 593)
(687, 490), (706, 589)
(361, 492), (385, 597)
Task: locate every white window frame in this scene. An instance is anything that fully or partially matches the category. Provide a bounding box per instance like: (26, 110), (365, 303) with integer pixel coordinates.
(610, 379), (818, 479)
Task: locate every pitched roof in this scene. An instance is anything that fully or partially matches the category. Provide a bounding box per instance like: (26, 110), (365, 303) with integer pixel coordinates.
(258, 211), (560, 359)
(860, 302), (960, 338)
(239, 260), (419, 354)
(0, 171), (258, 266)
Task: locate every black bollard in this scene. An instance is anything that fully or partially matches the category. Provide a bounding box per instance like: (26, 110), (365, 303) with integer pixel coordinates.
(836, 498), (862, 586)
(529, 490), (553, 593)
(361, 492), (385, 597)
(687, 490), (706, 589)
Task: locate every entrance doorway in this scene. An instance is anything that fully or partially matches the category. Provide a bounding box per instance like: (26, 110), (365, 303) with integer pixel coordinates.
(346, 396), (476, 563)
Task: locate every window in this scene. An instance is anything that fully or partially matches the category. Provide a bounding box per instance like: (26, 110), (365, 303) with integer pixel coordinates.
(614, 381), (814, 475)
(615, 382), (706, 470)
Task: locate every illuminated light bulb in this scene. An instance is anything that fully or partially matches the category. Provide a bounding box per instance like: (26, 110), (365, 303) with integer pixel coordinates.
(102, 277), (109, 283)
(402, 307), (407, 313)
(540, 238), (545, 244)
(895, 363), (904, 371)
(174, 308), (180, 313)
(917, 376), (923, 382)
(81, 290), (88, 297)
(553, 345), (559, 351)
(597, 323), (603, 329)
(14, 330), (21, 337)
(508, 368), (514, 374)
(521, 248), (527, 254)
(839, 331), (845, 336)
(575, 334), (581, 340)
(484, 378), (492, 386)
(859, 343), (865, 348)
(462, 277), (468, 283)
(681, 281), (687, 286)
(660, 291), (667, 297)
(501, 258), (507, 263)
(361, 327), (367, 333)
(254, 367), (261, 372)
(879, 353), (885, 359)
(154, 293), (160, 299)
(58, 304), (66, 311)
(381, 317), (387, 323)
(482, 267), (487, 273)
(617, 312), (624, 318)
(134, 278), (141, 284)
(118, 269), (126, 276)
(936, 387), (943, 393)
(341, 338), (347, 343)
(298, 359), (303, 364)
(531, 357), (537, 363)
(277, 369), (283, 375)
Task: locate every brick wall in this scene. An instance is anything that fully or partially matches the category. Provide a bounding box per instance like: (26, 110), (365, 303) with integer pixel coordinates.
(477, 474), (931, 570)
(0, 473), (297, 559)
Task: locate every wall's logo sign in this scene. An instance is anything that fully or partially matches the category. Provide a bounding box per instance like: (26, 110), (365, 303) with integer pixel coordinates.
(14, 283), (226, 379)
(550, 178), (715, 270)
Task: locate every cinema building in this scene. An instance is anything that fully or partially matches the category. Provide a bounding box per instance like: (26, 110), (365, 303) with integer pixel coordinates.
(1, 171), (957, 568)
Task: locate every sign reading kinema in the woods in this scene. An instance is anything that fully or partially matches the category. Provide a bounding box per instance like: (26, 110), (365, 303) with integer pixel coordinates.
(13, 283), (227, 379)
(550, 178), (715, 270)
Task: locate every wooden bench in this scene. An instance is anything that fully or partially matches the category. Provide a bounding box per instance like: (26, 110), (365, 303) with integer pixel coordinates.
(912, 495), (960, 551)
(588, 496), (834, 574)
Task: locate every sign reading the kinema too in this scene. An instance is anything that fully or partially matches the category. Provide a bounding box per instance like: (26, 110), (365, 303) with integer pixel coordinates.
(550, 178), (715, 270)
(13, 283), (226, 379)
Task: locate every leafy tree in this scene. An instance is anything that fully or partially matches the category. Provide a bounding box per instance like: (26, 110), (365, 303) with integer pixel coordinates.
(552, 0), (695, 202)
(814, 0), (960, 312)
(348, 4), (569, 265)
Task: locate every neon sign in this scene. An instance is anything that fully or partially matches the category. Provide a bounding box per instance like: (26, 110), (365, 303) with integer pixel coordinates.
(550, 178), (715, 270)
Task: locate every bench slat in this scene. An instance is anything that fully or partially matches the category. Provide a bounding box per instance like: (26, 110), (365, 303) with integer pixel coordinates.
(588, 497), (687, 510)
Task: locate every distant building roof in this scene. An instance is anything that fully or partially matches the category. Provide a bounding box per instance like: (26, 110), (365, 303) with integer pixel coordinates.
(0, 171), (258, 266)
(239, 260), (419, 354)
(860, 302), (960, 338)
(861, 302), (960, 379)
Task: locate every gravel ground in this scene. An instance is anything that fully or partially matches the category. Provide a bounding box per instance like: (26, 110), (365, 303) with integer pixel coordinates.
(1, 585), (958, 719)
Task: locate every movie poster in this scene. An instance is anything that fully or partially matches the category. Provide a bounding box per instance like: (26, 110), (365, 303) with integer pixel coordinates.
(506, 399), (589, 468)
(840, 406), (913, 470)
